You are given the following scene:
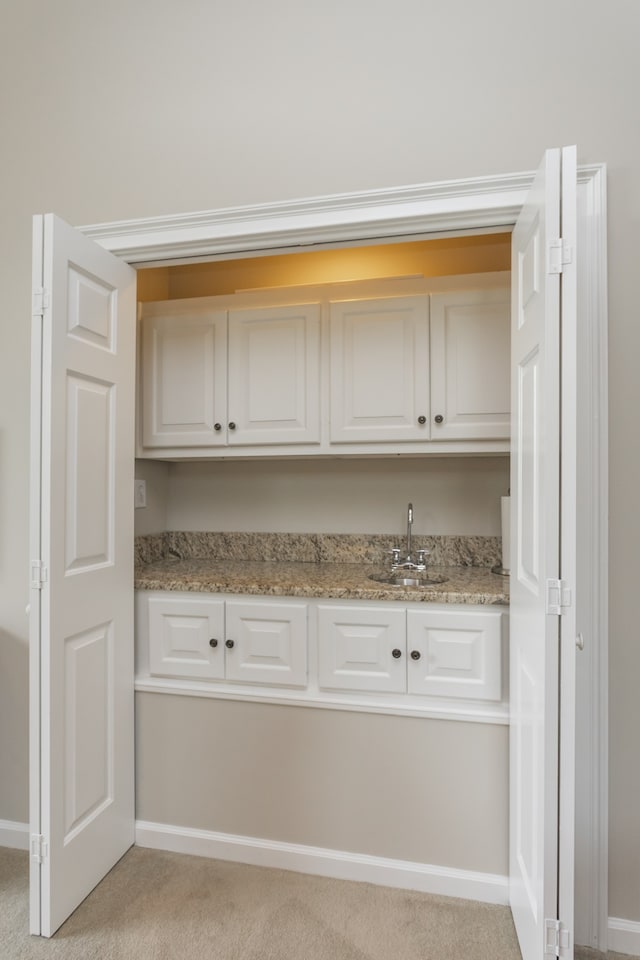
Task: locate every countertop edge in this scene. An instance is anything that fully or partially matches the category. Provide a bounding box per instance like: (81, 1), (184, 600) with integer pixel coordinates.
(134, 559), (509, 607)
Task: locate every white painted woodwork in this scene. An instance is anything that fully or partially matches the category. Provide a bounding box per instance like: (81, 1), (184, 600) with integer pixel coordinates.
(430, 287), (510, 440)
(225, 600), (308, 687)
(406, 609), (503, 701)
(136, 591), (509, 723)
(141, 311), (227, 448)
(227, 304), (321, 444)
(30, 215), (136, 937)
(148, 596), (225, 680)
(317, 605), (406, 693)
(145, 594), (308, 687)
(70, 160), (605, 947)
(558, 146), (578, 960)
(509, 150), (564, 960)
(135, 818), (509, 905)
(28, 217), (45, 936)
(137, 279), (514, 457)
(138, 594), (505, 712)
(329, 296), (430, 442)
(82, 172), (538, 262)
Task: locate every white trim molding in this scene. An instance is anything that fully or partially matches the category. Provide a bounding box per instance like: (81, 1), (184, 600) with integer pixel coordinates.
(574, 163), (610, 953)
(81, 172), (534, 264)
(608, 917), (640, 956)
(135, 820), (508, 905)
(134, 677), (509, 726)
(0, 819), (30, 851)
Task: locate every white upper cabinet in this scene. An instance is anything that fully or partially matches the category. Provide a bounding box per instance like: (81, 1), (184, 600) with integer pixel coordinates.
(430, 288), (510, 440)
(329, 296), (430, 443)
(227, 305), (321, 445)
(137, 275), (510, 458)
(139, 301), (321, 452)
(142, 311), (227, 448)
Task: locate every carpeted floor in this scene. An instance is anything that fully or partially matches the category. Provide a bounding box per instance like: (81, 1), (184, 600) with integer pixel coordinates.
(2, 845), (637, 960)
(1, 845), (522, 959)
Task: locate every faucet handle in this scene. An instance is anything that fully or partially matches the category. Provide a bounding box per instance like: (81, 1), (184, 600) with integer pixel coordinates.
(416, 549), (429, 566)
(388, 548), (402, 565)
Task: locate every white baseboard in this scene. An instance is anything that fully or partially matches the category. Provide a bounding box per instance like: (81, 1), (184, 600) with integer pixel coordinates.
(0, 819), (29, 851)
(135, 820), (508, 905)
(608, 917), (640, 956)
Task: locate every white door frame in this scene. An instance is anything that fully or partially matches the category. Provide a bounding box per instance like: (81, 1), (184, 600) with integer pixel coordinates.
(80, 163), (609, 950)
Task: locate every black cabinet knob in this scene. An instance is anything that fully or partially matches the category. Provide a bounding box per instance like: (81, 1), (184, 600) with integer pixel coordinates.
(410, 650), (421, 661)
(209, 638), (218, 648)
(391, 648), (402, 659)
(214, 422), (222, 431)
(228, 422), (236, 430)
(434, 415), (444, 424)
(418, 415), (427, 425)
(225, 639), (235, 649)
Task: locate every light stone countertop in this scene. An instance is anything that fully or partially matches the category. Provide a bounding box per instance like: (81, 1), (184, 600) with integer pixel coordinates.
(134, 558), (509, 606)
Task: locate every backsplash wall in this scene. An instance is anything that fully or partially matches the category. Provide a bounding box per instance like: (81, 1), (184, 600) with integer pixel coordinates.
(135, 456), (510, 537)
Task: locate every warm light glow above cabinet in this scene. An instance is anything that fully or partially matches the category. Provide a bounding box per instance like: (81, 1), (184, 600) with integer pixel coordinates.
(136, 233), (511, 302)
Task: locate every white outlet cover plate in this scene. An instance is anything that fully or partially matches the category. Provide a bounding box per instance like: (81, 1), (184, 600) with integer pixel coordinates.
(134, 479), (147, 508)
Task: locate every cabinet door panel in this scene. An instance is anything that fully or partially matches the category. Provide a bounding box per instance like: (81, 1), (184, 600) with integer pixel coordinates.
(318, 605), (406, 692)
(141, 312), (227, 448)
(148, 596), (225, 680)
(330, 296), (430, 442)
(227, 305), (321, 445)
(407, 609), (503, 700)
(430, 288), (510, 440)
(225, 601), (308, 686)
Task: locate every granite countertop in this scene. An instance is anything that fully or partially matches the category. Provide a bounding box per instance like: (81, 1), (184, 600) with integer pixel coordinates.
(134, 558), (509, 606)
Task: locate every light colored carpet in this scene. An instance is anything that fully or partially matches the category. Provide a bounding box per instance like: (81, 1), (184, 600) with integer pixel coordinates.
(576, 950), (640, 960)
(1, 845), (522, 959)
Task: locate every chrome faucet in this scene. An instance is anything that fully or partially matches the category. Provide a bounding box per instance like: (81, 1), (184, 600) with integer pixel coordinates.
(388, 502), (428, 571)
(406, 502), (413, 560)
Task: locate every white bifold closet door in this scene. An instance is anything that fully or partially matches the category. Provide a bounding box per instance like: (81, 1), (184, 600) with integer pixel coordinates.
(29, 214), (137, 937)
(509, 146), (577, 960)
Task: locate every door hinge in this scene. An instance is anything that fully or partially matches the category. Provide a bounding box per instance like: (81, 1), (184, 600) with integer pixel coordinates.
(32, 287), (50, 317)
(30, 834), (48, 865)
(547, 239), (573, 275)
(31, 561), (48, 590)
(544, 918), (571, 957)
(546, 578), (571, 615)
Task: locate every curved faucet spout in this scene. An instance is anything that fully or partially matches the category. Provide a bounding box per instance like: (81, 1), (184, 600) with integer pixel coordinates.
(388, 503), (427, 572)
(406, 503), (413, 560)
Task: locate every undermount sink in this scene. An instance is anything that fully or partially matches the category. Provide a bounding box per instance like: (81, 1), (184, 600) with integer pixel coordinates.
(368, 573), (448, 587)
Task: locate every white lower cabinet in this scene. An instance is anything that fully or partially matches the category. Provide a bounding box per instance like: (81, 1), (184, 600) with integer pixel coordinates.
(147, 595), (308, 687)
(149, 595), (226, 680)
(406, 608), (503, 701)
(138, 592), (507, 721)
(225, 600), (308, 686)
(318, 603), (504, 703)
(317, 605), (406, 693)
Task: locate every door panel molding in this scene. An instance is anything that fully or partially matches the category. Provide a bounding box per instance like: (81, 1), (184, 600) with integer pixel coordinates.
(30, 215), (136, 937)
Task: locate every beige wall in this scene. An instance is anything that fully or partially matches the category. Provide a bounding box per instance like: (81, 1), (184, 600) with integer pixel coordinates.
(1, 0), (639, 921)
(134, 460), (170, 536)
(136, 695), (509, 873)
(155, 457), (509, 536)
